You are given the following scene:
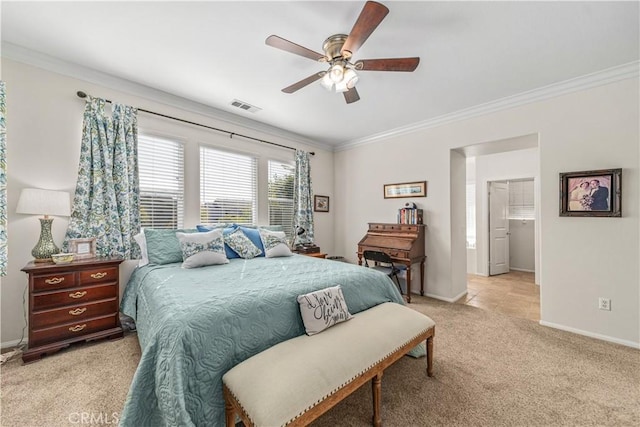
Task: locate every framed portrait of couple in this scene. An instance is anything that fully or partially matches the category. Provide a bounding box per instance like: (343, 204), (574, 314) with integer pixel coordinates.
(559, 168), (621, 217)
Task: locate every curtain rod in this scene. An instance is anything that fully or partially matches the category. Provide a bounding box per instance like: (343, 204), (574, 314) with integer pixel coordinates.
(76, 91), (314, 156)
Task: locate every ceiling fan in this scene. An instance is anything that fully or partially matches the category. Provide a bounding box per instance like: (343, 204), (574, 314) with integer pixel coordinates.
(265, 1), (420, 104)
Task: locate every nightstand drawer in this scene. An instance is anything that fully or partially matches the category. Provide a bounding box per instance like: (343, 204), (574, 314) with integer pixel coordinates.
(31, 314), (118, 346)
(33, 283), (118, 311)
(33, 272), (76, 291)
(79, 267), (118, 285)
(31, 298), (118, 329)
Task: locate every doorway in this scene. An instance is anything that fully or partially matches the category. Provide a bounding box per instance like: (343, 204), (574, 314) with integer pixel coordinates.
(488, 178), (536, 276)
(456, 135), (540, 321)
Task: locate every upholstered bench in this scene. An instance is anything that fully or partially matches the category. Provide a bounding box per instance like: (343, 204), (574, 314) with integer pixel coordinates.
(222, 302), (435, 427)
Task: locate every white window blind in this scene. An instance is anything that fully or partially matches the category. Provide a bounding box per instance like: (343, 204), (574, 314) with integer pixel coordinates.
(508, 179), (535, 220)
(268, 160), (294, 237)
(200, 147), (257, 225)
(138, 135), (184, 229)
(466, 183), (476, 249)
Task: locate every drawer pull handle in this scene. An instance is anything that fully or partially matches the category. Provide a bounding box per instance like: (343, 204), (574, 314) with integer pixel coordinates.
(45, 277), (65, 285)
(90, 272), (107, 279)
(69, 324), (86, 332)
(69, 308), (87, 316)
(69, 291), (87, 299)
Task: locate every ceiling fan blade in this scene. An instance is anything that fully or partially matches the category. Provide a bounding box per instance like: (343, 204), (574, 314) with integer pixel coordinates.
(343, 87), (361, 104)
(355, 57), (420, 72)
(341, 1), (389, 58)
(266, 35), (325, 62)
(282, 72), (326, 94)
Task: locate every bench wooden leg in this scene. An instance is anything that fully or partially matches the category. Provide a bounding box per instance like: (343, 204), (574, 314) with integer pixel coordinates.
(223, 386), (237, 427)
(225, 400), (235, 427)
(372, 372), (383, 427)
(426, 335), (434, 377)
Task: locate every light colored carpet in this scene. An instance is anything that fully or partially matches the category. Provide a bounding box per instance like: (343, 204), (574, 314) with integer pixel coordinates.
(1, 297), (638, 426)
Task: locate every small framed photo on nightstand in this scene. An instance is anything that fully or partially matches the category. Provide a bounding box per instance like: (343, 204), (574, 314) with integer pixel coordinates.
(69, 237), (97, 260)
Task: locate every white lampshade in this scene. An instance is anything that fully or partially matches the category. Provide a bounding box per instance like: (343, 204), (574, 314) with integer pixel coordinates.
(329, 63), (344, 83)
(16, 188), (71, 217)
(320, 73), (335, 92)
(344, 68), (359, 89)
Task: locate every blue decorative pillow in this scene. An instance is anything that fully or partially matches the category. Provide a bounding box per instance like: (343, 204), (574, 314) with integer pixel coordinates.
(144, 228), (197, 265)
(196, 224), (229, 232)
(224, 228), (262, 259)
(258, 229), (292, 258)
(176, 229), (228, 268)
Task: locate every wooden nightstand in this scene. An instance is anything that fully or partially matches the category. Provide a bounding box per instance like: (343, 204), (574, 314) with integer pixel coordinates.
(21, 258), (124, 363)
(304, 253), (327, 259)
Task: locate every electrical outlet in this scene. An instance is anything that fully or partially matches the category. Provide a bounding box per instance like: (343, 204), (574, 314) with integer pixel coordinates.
(598, 298), (611, 311)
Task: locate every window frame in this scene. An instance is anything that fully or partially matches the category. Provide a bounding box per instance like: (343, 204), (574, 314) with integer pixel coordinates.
(199, 144), (259, 226)
(137, 133), (185, 229)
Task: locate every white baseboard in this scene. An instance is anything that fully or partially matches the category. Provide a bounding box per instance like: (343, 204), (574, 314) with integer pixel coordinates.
(510, 267), (535, 273)
(539, 320), (639, 349)
(1, 338), (27, 350)
(423, 290), (467, 303)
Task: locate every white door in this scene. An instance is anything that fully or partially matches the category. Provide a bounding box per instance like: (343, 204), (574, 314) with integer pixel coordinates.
(489, 182), (510, 275)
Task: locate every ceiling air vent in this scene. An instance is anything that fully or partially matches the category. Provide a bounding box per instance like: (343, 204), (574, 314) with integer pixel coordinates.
(230, 99), (261, 113)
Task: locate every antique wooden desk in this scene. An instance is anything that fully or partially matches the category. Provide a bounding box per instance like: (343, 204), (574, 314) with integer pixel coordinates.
(357, 223), (426, 303)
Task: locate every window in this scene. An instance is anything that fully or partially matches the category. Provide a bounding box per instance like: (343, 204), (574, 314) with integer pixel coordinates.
(508, 179), (535, 220)
(200, 147), (257, 225)
(466, 183), (476, 248)
(138, 135), (184, 229)
(268, 160), (294, 236)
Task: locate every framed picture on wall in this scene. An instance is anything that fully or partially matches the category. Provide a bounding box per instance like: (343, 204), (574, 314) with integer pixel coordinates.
(314, 195), (329, 212)
(384, 181), (427, 199)
(559, 168), (621, 217)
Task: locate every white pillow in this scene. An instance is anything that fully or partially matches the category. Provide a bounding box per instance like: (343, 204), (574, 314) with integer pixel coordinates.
(297, 285), (353, 336)
(133, 231), (149, 267)
(258, 229), (293, 258)
(176, 229), (229, 269)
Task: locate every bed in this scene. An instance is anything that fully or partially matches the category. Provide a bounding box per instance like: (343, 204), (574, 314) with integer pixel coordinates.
(119, 254), (407, 426)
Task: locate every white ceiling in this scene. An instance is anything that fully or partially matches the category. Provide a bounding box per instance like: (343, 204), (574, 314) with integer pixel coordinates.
(2, 1), (639, 148)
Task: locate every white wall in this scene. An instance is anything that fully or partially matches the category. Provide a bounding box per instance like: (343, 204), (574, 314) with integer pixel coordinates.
(0, 59), (335, 345)
(474, 147), (539, 279)
(334, 77), (639, 347)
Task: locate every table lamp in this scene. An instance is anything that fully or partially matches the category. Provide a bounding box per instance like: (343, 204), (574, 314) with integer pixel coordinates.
(16, 188), (71, 262)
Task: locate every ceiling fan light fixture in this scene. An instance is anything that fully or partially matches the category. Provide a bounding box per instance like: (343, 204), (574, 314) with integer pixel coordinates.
(320, 73), (335, 91)
(343, 68), (359, 89)
(334, 78), (349, 93)
(329, 63), (345, 83)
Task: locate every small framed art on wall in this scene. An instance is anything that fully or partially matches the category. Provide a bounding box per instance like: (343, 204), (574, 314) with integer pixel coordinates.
(314, 195), (329, 212)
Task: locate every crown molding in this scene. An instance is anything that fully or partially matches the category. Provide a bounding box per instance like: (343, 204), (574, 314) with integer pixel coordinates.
(337, 60), (640, 152)
(1, 42), (330, 152)
(4, 43), (637, 153)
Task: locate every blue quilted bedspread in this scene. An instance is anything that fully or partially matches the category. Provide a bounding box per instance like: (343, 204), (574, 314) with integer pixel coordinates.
(119, 255), (405, 426)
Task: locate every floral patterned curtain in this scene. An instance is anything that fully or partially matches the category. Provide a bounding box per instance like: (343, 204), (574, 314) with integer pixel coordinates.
(64, 96), (140, 258)
(0, 82), (7, 275)
(293, 150), (314, 245)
